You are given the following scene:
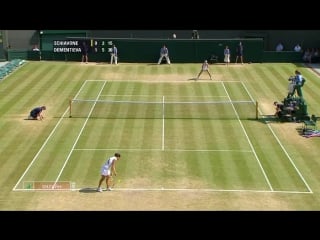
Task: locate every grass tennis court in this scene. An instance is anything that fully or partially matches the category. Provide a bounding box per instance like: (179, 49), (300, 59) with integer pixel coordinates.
(1, 61), (320, 210)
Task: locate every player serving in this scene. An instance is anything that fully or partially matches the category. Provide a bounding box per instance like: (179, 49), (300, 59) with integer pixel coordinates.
(97, 152), (121, 192)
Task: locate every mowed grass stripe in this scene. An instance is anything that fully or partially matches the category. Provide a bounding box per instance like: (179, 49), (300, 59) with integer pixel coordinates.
(5, 62), (312, 193)
(302, 67), (320, 113)
(3, 61), (320, 211)
(262, 64), (294, 98)
(56, 149), (104, 186)
(13, 72), (104, 185)
(209, 151), (257, 189)
(1, 63), (54, 115)
(0, 63), (77, 189)
(45, 64), (91, 116)
(240, 119), (310, 192)
(0, 122), (51, 190)
(247, 66), (279, 101)
(218, 151), (256, 189)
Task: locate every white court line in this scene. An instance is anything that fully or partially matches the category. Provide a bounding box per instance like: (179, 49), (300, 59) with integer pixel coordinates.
(75, 80), (312, 193)
(162, 96), (165, 150)
(97, 80), (243, 83)
(220, 81), (274, 191)
(257, 115), (313, 193)
(12, 80), (108, 191)
(13, 79), (312, 194)
(98, 188), (312, 194)
(12, 78), (84, 191)
(13, 187), (312, 194)
(13, 109), (70, 191)
(73, 148), (253, 152)
(240, 81), (312, 193)
(53, 81), (107, 187)
(99, 94), (230, 98)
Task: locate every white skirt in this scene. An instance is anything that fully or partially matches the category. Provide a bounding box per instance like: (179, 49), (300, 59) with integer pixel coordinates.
(224, 54), (230, 63)
(288, 82), (295, 93)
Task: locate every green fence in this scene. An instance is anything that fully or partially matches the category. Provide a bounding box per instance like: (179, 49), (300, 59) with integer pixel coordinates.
(37, 38), (264, 63)
(7, 49), (40, 61)
(263, 51), (303, 63)
(40, 30), (88, 51)
(5, 37), (305, 63)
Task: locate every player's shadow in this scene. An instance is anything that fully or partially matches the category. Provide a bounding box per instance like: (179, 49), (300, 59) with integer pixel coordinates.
(79, 187), (99, 193)
(188, 77), (198, 81)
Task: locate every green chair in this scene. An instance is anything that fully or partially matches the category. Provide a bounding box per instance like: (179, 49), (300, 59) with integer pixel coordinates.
(303, 114), (317, 132)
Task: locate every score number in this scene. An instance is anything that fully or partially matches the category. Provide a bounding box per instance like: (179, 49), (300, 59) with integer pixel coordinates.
(91, 40), (113, 53)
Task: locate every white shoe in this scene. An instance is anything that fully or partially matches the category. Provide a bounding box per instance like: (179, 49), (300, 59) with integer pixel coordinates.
(97, 188), (102, 192)
(107, 187), (112, 191)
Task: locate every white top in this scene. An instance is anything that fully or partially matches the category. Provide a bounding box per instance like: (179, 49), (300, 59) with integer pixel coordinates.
(294, 45), (301, 52)
(276, 43), (284, 51)
(202, 61), (209, 70)
(101, 156), (117, 173)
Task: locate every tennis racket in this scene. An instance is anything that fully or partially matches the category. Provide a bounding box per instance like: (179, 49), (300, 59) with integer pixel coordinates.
(111, 176), (116, 187)
(110, 173), (117, 187)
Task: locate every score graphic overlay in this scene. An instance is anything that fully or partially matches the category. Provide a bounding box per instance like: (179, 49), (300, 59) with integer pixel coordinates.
(52, 39), (113, 54)
(53, 40), (86, 53)
(91, 39), (113, 53)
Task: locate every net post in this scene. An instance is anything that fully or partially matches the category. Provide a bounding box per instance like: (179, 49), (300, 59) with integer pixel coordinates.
(69, 98), (72, 118)
(256, 101), (258, 120)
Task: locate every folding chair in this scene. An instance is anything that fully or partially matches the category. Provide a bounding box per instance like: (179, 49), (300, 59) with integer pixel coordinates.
(209, 54), (218, 64)
(302, 114), (317, 132)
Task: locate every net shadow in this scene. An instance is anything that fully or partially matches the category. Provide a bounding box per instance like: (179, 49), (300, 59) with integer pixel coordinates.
(258, 114), (282, 124)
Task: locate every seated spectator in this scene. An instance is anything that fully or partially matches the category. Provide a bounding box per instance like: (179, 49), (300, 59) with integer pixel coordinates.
(294, 44), (302, 52)
(276, 42), (284, 51)
(310, 48), (315, 58)
(313, 48), (320, 62)
(32, 45), (40, 51)
(302, 48), (312, 63)
(274, 101), (284, 117)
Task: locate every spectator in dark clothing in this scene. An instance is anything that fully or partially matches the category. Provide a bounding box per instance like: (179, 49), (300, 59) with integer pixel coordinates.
(81, 41), (89, 63)
(235, 42), (244, 64)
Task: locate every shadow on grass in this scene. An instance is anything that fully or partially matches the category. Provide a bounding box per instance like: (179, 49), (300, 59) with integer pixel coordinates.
(79, 187), (99, 193)
(147, 63), (161, 65)
(296, 126), (304, 136)
(251, 115), (283, 124)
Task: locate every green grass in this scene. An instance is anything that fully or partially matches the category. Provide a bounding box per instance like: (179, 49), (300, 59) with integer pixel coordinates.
(1, 61), (320, 210)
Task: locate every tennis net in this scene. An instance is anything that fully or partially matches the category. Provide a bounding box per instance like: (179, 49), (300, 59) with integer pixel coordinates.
(69, 97), (258, 120)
